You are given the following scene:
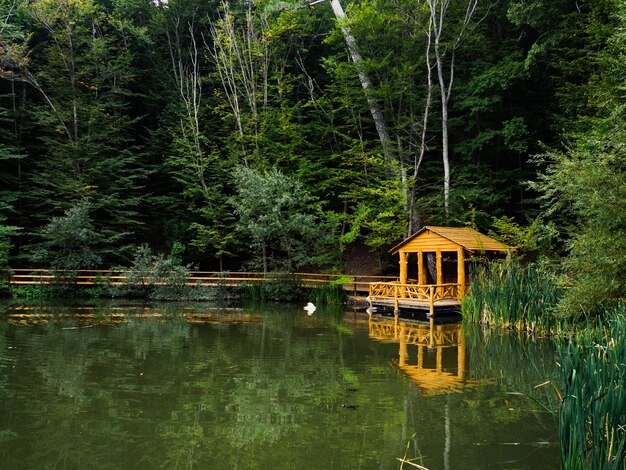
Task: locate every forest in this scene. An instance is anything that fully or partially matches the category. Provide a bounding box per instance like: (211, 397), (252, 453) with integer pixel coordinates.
(0, 0), (624, 317)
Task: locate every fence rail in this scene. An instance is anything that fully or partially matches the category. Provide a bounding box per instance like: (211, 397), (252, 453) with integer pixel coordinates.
(4, 269), (399, 294)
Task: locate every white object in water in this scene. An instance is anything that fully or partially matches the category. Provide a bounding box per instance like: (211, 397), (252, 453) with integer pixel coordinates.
(304, 302), (316, 315)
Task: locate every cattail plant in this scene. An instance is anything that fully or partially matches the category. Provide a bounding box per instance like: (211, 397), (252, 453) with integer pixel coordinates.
(556, 305), (626, 469)
(462, 262), (561, 333)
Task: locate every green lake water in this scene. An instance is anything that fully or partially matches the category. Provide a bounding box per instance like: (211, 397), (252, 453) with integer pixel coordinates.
(0, 302), (560, 469)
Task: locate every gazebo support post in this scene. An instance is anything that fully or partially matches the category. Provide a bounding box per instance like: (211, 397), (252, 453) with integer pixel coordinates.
(436, 249), (443, 288)
(457, 247), (465, 298)
(417, 251), (425, 285)
(399, 250), (408, 284)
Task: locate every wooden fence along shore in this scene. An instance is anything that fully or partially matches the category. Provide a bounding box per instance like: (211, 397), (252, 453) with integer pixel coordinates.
(5, 269), (463, 316)
(4, 268), (398, 295)
(3, 228), (515, 317)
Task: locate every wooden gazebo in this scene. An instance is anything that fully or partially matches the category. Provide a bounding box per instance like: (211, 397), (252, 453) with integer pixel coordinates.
(368, 226), (511, 315)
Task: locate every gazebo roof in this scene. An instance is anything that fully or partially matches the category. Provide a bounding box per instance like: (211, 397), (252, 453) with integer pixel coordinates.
(390, 226), (512, 254)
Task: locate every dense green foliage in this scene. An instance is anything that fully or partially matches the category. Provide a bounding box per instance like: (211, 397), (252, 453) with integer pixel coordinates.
(231, 167), (333, 272)
(31, 200), (102, 271)
(531, 3), (626, 317)
(0, 0), (623, 315)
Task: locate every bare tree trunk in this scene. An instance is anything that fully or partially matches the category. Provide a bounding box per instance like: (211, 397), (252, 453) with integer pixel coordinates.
(427, 0), (481, 222)
(208, 1), (272, 164)
(436, 50), (451, 221)
(163, 10), (210, 197)
(428, 0), (452, 221)
(408, 13), (434, 235)
(329, 0), (393, 164)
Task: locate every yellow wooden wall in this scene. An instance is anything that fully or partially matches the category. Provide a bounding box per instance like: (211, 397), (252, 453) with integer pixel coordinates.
(399, 231), (459, 252)
(395, 231), (466, 295)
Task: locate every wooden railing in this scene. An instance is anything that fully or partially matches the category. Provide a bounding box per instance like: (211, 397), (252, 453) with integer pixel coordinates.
(368, 281), (462, 314)
(4, 269), (399, 294)
(368, 317), (463, 348)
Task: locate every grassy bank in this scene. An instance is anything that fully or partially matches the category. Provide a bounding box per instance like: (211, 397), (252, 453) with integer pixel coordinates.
(240, 274), (304, 303)
(307, 276), (351, 307)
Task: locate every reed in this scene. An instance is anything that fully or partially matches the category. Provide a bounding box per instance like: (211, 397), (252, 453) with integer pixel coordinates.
(240, 274), (304, 303)
(462, 262), (561, 333)
(556, 304), (626, 469)
(240, 282), (266, 303)
(309, 276), (350, 306)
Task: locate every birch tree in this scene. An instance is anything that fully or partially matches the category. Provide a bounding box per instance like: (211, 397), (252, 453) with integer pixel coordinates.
(155, 1), (239, 269)
(323, 0), (436, 237)
(161, 3), (211, 197)
(327, 0), (393, 165)
(426, 0), (483, 220)
(208, 1), (271, 164)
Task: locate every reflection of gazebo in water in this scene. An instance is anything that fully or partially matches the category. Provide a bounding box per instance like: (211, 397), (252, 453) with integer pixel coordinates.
(369, 317), (484, 395)
(369, 226), (511, 316)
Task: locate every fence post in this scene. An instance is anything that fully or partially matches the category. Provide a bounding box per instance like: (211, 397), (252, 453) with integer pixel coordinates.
(393, 284), (399, 315)
(429, 285), (434, 317)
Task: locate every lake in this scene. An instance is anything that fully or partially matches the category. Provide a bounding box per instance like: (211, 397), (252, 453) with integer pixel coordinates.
(0, 301), (560, 469)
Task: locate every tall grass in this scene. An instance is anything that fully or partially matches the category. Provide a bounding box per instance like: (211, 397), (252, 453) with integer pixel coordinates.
(309, 276), (350, 306)
(556, 303), (626, 469)
(240, 274), (303, 303)
(462, 262), (561, 333)
(309, 284), (344, 306)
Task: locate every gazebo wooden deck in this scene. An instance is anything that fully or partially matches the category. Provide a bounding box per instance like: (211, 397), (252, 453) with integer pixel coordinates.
(369, 226), (511, 316)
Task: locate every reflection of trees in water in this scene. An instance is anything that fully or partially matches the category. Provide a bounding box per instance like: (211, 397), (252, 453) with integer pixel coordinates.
(462, 324), (561, 417)
(33, 329), (101, 400)
(0, 321), (11, 447)
(158, 311), (368, 469)
(111, 317), (193, 360)
(0, 321), (8, 396)
(0, 306), (561, 469)
(0, 327), (127, 468)
(0, 315), (196, 469)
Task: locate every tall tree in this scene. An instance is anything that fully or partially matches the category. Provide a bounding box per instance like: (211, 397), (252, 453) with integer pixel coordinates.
(327, 0), (393, 165)
(0, 0), (145, 261)
(426, 0), (484, 220)
(151, 0), (237, 266)
(532, 1), (626, 316)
